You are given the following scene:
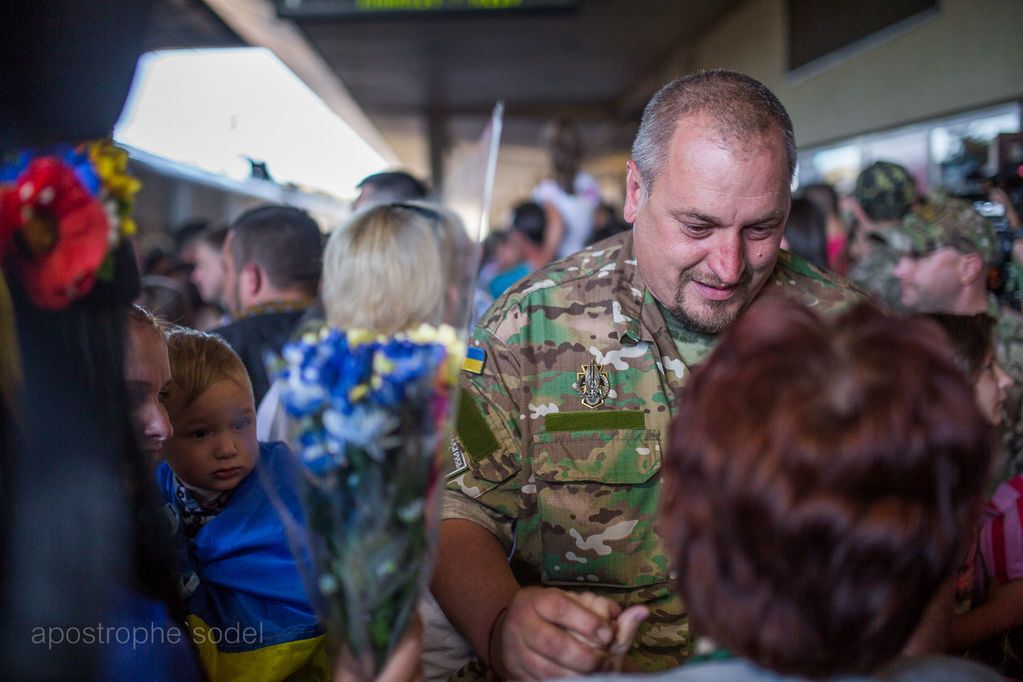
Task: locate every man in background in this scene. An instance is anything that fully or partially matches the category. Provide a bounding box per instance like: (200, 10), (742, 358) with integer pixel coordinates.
(190, 226), (228, 310)
(215, 205), (322, 403)
(846, 161), (918, 310)
(352, 170), (428, 210)
(488, 201), (550, 299)
(892, 196), (1023, 480)
(189, 225), (230, 329)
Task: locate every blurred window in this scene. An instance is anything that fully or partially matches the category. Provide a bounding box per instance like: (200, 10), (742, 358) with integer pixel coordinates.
(797, 102), (1021, 195)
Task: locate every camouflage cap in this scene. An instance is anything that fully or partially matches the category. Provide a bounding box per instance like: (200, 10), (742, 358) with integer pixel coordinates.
(888, 196), (998, 265)
(853, 161), (916, 222)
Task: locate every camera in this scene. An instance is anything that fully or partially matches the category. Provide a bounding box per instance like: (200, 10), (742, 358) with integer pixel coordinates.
(976, 199), (1023, 310)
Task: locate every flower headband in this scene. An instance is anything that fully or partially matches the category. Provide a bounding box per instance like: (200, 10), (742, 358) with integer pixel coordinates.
(0, 140), (140, 310)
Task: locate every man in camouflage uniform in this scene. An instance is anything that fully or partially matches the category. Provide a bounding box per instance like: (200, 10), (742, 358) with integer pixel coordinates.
(890, 196), (1023, 481)
(847, 161), (918, 311)
(430, 70), (866, 681)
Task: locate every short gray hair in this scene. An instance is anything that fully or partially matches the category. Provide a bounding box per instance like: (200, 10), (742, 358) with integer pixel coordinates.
(631, 70), (796, 195)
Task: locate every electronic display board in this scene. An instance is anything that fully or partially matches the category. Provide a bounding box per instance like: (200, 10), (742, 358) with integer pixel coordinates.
(277, 0), (579, 18)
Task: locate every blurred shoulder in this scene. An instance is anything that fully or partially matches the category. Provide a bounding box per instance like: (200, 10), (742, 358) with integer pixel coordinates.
(475, 231), (634, 335)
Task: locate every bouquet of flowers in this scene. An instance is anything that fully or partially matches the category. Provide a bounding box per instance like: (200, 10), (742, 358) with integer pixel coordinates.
(271, 323), (464, 678)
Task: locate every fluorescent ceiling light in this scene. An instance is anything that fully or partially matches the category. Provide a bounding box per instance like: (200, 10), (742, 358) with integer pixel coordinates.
(115, 47), (388, 198)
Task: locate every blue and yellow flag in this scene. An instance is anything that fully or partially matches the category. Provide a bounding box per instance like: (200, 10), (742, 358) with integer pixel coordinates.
(157, 442), (328, 681)
(462, 346), (486, 374)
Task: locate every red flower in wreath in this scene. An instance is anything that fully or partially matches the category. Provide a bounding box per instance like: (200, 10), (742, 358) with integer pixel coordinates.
(0, 157), (111, 310)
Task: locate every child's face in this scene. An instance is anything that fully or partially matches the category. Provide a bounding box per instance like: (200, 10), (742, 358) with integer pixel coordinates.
(164, 379), (258, 493)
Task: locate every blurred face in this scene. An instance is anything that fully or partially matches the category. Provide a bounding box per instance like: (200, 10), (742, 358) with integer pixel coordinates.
(164, 379), (257, 494)
(625, 116), (790, 334)
(124, 322), (172, 460)
(495, 234), (524, 269)
(220, 230), (242, 316)
(846, 223), (874, 265)
(191, 241), (225, 306)
(893, 248), (962, 312)
(975, 349), (1012, 426)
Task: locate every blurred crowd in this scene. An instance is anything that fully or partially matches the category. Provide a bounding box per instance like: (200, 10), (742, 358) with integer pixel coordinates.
(6, 48), (1023, 682)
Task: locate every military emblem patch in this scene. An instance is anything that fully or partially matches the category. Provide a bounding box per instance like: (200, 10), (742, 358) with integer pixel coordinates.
(573, 358), (611, 409)
(448, 436), (469, 478)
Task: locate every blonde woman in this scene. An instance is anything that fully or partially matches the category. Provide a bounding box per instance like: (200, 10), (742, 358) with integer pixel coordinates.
(257, 201), (470, 441)
(320, 202), (450, 334)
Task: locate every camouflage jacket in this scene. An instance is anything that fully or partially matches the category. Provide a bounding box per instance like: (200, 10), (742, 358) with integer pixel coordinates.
(991, 296), (1023, 483)
(443, 231), (867, 675)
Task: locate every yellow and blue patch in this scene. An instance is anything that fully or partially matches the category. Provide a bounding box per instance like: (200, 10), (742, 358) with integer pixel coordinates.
(462, 346), (486, 374)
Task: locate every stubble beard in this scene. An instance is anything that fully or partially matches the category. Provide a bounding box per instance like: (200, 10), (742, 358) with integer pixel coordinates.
(668, 270), (752, 335)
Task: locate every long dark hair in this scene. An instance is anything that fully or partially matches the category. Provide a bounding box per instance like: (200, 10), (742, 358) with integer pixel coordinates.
(545, 117), (583, 194)
(2, 244), (182, 676)
(925, 312), (996, 380)
(784, 197), (829, 270)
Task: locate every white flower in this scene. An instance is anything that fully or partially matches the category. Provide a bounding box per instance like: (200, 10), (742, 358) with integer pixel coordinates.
(323, 406), (399, 456)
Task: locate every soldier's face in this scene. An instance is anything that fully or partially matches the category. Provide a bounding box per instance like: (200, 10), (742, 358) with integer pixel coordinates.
(625, 116), (790, 334)
(893, 248), (962, 311)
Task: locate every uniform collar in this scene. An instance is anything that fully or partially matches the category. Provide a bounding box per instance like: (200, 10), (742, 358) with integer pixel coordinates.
(236, 297), (312, 320)
(605, 231), (656, 345)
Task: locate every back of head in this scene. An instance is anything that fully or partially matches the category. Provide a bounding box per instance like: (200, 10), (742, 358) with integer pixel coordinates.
(322, 202), (447, 335)
(632, 69), (796, 194)
(663, 299), (990, 678)
(511, 201), (546, 248)
(854, 161), (917, 223)
(165, 328), (252, 408)
(355, 171), (428, 208)
(783, 198), (829, 270)
(229, 205), (322, 297)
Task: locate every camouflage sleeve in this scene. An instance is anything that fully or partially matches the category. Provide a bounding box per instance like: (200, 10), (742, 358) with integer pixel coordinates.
(442, 325), (525, 553)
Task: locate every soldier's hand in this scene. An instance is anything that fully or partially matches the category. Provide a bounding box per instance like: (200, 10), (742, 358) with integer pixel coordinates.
(491, 586), (617, 680)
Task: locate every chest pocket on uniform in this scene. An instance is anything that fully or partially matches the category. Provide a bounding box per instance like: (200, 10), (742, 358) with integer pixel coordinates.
(531, 423), (667, 588)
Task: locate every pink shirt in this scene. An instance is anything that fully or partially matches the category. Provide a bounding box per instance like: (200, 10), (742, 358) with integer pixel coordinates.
(979, 476), (1023, 585)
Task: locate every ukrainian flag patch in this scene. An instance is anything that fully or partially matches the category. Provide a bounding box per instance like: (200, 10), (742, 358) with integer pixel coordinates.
(461, 346), (486, 374)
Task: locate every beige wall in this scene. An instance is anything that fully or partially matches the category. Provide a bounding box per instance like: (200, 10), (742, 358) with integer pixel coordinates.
(691, 0), (1023, 148)
(388, 0), (1023, 226)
